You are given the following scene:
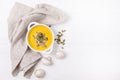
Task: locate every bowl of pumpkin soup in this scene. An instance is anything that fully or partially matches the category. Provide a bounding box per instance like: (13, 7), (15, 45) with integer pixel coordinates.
(26, 22), (54, 54)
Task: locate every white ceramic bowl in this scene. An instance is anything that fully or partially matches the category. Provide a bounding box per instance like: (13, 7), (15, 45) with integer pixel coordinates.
(26, 22), (54, 54)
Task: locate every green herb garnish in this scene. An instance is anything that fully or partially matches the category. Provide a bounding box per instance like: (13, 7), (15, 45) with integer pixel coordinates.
(33, 32), (48, 47)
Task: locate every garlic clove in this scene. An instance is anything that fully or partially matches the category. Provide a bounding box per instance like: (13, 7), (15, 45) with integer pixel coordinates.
(34, 69), (45, 78)
(41, 57), (52, 66)
(55, 51), (65, 59)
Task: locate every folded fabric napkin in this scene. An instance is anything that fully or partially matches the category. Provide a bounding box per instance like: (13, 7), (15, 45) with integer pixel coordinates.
(8, 2), (67, 78)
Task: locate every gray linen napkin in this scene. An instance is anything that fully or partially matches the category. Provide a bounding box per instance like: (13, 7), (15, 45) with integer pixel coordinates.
(8, 2), (67, 78)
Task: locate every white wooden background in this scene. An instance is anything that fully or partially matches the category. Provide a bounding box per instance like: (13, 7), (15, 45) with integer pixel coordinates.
(1, 0), (120, 80)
